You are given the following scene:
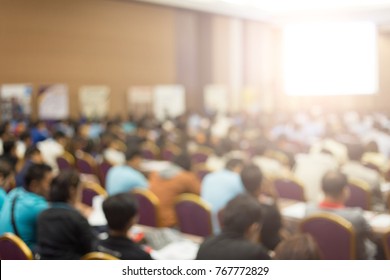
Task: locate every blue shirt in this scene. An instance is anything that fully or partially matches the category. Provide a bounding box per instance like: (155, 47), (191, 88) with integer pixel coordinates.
(201, 169), (245, 233)
(0, 187), (48, 250)
(15, 160), (33, 188)
(0, 187), (6, 211)
(106, 166), (148, 196)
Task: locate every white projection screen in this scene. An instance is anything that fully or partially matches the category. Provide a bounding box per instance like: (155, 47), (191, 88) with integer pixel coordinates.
(282, 21), (379, 96)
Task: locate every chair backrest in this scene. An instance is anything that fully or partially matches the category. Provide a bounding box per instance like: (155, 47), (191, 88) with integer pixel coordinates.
(345, 178), (371, 210)
(132, 188), (160, 227)
(191, 146), (213, 164)
(0, 233), (33, 260)
(81, 252), (119, 260)
(300, 213), (356, 260)
(193, 163), (210, 181)
(273, 177), (306, 202)
(161, 144), (181, 161)
(384, 231), (390, 260)
(362, 162), (381, 174)
(76, 151), (98, 175)
(56, 151), (75, 170)
(175, 193), (212, 237)
(82, 182), (107, 207)
(141, 142), (160, 160)
(98, 161), (112, 187)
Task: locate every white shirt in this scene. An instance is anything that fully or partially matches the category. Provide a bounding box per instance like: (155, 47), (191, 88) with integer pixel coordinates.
(103, 148), (125, 166)
(37, 139), (64, 173)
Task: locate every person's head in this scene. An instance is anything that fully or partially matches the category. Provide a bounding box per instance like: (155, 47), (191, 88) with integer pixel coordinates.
(125, 147), (142, 169)
(19, 131), (32, 146)
(49, 170), (81, 205)
(253, 142), (268, 157)
(274, 234), (322, 260)
(3, 139), (16, 156)
(222, 194), (262, 243)
(365, 141), (378, 153)
(103, 193), (138, 235)
(53, 131), (67, 147)
(225, 158), (244, 173)
(24, 146), (43, 163)
(240, 163), (263, 197)
(24, 163), (53, 198)
(173, 153), (192, 171)
(321, 170), (349, 203)
(0, 160), (14, 191)
(347, 143), (364, 161)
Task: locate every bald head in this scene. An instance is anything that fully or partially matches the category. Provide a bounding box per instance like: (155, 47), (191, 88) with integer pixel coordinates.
(321, 171), (348, 198)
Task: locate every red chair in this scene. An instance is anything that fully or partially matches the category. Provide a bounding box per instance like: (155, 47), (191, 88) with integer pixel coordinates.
(141, 142), (160, 160)
(0, 233), (33, 260)
(273, 177), (306, 202)
(81, 182), (107, 207)
(345, 178), (371, 210)
(384, 231), (390, 260)
(193, 163), (210, 181)
(191, 146), (213, 164)
(98, 161), (112, 188)
(76, 151), (100, 184)
(133, 188), (160, 227)
(300, 213), (356, 260)
(175, 193), (212, 237)
(56, 151), (75, 170)
(161, 144), (181, 162)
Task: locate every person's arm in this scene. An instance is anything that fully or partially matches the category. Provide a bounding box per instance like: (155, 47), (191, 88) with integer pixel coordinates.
(184, 173), (201, 195)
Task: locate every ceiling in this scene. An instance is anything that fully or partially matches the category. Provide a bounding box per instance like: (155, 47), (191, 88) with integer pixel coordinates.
(134, 0), (390, 25)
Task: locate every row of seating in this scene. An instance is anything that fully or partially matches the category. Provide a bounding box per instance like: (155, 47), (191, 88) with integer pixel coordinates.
(274, 176), (375, 210)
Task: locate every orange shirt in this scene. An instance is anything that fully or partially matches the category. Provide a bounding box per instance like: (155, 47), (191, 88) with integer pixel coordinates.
(148, 171), (201, 227)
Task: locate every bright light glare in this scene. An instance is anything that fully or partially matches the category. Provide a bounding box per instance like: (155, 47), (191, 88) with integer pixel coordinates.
(282, 21), (378, 96)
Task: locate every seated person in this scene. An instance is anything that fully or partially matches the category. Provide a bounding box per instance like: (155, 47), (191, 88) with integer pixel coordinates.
(306, 170), (377, 260)
(15, 146), (43, 188)
(201, 158), (245, 233)
(37, 170), (95, 259)
(0, 139), (18, 170)
(196, 194), (270, 260)
(149, 153), (200, 227)
(0, 163), (53, 250)
(273, 234), (322, 260)
(97, 193), (152, 260)
(106, 147), (148, 196)
(0, 160), (14, 210)
(240, 163), (282, 250)
(342, 143), (385, 211)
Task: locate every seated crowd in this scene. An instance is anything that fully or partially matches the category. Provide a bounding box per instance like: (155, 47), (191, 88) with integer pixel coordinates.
(0, 110), (389, 260)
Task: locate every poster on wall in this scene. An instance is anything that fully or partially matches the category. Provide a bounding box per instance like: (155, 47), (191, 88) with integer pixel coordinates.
(204, 85), (229, 115)
(0, 84), (33, 121)
(153, 85), (186, 121)
(79, 86), (110, 119)
(38, 84), (69, 120)
(127, 86), (153, 118)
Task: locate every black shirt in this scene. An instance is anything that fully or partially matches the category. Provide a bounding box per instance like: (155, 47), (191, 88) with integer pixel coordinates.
(196, 232), (271, 260)
(97, 235), (152, 260)
(37, 203), (95, 260)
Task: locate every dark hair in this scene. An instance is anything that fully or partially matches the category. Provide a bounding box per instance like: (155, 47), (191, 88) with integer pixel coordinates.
(125, 147), (142, 161)
(222, 194), (262, 236)
(253, 142), (268, 156)
(274, 234), (322, 260)
(347, 143), (364, 161)
(240, 163), (263, 195)
(103, 193), (138, 231)
(24, 163), (52, 191)
(2, 140), (16, 154)
(19, 131), (31, 142)
(225, 158), (243, 171)
(0, 160), (12, 179)
(49, 170), (80, 203)
(24, 145), (40, 159)
(53, 131), (66, 140)
(173, 153), (192, 171)
(321, 170), (348, 197)
(365, 141), (378, 153)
